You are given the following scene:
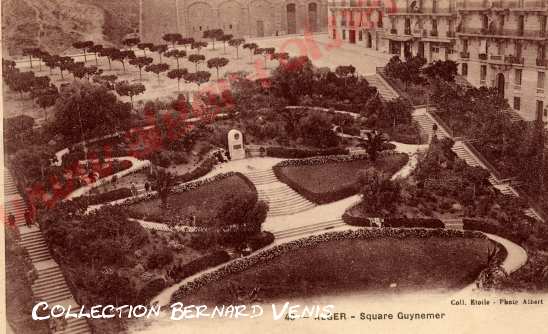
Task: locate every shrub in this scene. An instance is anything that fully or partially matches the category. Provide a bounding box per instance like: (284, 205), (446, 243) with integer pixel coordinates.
(80, 188), (133, 205)
(247, 231), (275, 251)
(146, 248), (174, 270)
(266, 147), (349, 158)
(169, 250), (230, 281)
(138, 278), (166, 303)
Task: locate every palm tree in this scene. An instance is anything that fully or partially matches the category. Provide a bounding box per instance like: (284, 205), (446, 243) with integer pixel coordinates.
(359, 130), (388, 162)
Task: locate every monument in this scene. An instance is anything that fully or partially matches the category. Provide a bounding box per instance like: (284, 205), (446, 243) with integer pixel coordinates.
(228, 129), (245, 160)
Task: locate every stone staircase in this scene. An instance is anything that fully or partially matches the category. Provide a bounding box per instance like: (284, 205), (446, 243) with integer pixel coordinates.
(273, 219), (346, 239)
(4, 170), (92, 334)
(443, 218), (464, 230)
(364, 74), (399, 101)
(411, 110), (544, 222)
(243, 169), (316, 217)
(412, 111), (450, 141)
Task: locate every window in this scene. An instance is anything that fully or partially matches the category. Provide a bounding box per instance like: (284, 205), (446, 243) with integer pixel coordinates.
(538, 72), (545, 92)
(343, 29), (346, 40)
(359, 30), (363, 41)
(537, 100), (544, 120)
(463, 39), (468, 52)
(542, 16), (547, 35)
(480, 65), (487, 82)
(515, 69), (522, 86)
(462, 63), (468, 76)
(514, 97), (521, 110)
(518, 16), (525, 36)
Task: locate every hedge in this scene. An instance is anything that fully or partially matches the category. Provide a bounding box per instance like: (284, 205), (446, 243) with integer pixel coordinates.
(169, 250), (230, 282)
(79, 188), (133, 206)
(266, 146), (349, 159)
(384, 218), (445, 228)
(173, 156), (217, 184)
(342, 213), (444, 229)
(462, 219), (527, 246)
(170, 228), (486, 303)
(247, 231), (275, 251)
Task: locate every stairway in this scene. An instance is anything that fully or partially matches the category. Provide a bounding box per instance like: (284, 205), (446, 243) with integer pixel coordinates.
(273, 219), (346, 240)
(243, 169), (316, 217)
(4, 170), (92, 334)
(364, 74), (399, 101)
(412, 112), (449, 141)
(443, 219), (464, 230)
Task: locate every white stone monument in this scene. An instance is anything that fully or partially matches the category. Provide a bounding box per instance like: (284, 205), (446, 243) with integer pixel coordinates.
(228, 129), (245, 160)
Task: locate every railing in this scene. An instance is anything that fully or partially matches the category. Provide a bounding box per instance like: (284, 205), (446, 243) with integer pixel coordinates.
(479, 53), (488, 60)
(390, 28), (397, 34)
(430, 30), (439, 37)
(537, 58), (548, 67)
(460, 51), (470, 58)
(446, 31), (456, 38)
(490, 54), (503, 61)
(404, 28), (411, 35)
(505, 55), (524, 64)
(426, 109), (455, 138)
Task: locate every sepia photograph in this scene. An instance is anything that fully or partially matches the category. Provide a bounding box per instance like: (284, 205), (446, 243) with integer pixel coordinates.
(1, 0), (547, 333)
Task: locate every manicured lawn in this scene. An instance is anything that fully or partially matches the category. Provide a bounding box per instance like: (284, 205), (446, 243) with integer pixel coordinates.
(127, 174), (256, 225)
(182, 236), (491, 305)
(275, 154), (409, 204)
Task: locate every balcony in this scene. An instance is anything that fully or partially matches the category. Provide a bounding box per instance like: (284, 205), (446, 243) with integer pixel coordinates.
(460, 51), (470, 58)
(430, 30), (439, 37)
(458, 28), (548, 41)
(504, 55), (525, 65)
(537, 58), (548, 67)
(446, 31), (456, 38)
(390, 28), (397, 34)
(404, 28), (412, 35)
(479, 53), (488, 60)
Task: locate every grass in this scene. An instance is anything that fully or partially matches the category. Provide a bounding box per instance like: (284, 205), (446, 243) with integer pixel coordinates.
(275, 154), (409, 204)
(128, 174), (256, 225)
(182, 236), (491, 305)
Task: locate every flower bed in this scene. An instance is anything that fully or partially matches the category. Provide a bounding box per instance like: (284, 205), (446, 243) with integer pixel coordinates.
(168, 250), (231, 282)
(171, 228), (488, 304)
(127, 172), (257, 226)
(342, 211), (444, 229)
(78, 188), (133, 206)
(273, 153), (409, 204)
(266, 146), (349, 159)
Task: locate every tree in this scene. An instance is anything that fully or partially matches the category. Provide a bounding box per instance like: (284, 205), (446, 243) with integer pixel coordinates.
(123, 37), (141, 50)
(42, 54), (58, 74)
(167, 68), (189, 92)
(335, 65), (356, 87)
(191, 41), (208, 54)
(242, 43), (258, 63)
(151, 44), (169, 62)
(271, 56), (315, 105)
(188, 54), (206, 71)
(297, 110), (340, 148)
(154, 169), (174, 209)
(385, 55), (426, 89)
(145, 63), (170, 84)
(218, 34), (233, 54)
(162, 33), (183, 49)
(271, 52), (289, 65)
(215, 193), (268, 246)
(129, 56), (154, 81)
(203, 29), (224, 50)
(115, 80), (146, 109)
(357, 168), (401, 215)
(33, 84), (59, 121)
(112, 50), (136, 72)
(207, 57), (229, 80)
(73, 41), (94, 62)
(359, 130), (389, 162)
(92, 74), (118, 90)
(99, 47), (118, 71)
(423, 60), (458, 82)
(22, 48), (41, 69)
(228, 38), (245, 59)
(137, 42), (154, 57)
(379, 98), (412, 130)
(58, 56), (75, 80)
(179, 37), (195, 51)
(165, 49), (187, 69)
(53, 81), (132, 143)
(254, 47), (275, 69)
(88, 44), (104, 66)
(185, 71), (211, 88)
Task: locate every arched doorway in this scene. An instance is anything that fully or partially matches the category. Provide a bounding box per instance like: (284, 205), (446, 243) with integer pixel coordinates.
(496, 73), (505, 97)
(366, 31), (372, 48)
(308, 3), (318, 32)
(287, 4), (297, 34)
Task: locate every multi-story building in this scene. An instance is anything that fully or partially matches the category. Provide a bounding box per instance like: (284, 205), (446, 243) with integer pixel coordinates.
(329, 0), (548, 124)
(140, 0), (329, 43)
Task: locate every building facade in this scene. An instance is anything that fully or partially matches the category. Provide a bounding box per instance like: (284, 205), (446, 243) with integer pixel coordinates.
(140, 0), (329, 43)
(329, 0), (548, 124)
